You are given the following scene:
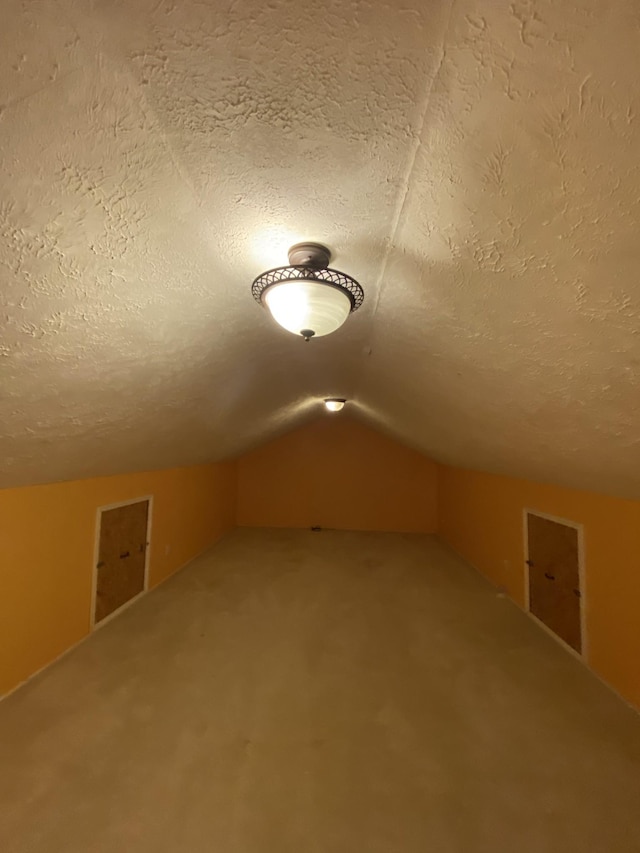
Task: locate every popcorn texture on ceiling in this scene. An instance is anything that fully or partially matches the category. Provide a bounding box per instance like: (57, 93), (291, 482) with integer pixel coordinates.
(1, 0), (639, 496)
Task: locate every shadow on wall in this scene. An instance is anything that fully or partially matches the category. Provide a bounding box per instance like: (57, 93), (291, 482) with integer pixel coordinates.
(235, 415), (438, 533)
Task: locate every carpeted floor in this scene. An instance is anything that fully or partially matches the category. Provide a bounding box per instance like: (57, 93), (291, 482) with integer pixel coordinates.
(1, 528), (639, 852)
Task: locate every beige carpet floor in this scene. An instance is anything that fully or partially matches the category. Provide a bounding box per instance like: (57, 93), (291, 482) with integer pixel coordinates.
(1, 529), (639, 852)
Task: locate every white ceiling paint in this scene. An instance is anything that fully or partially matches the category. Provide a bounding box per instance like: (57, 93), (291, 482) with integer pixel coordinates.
(1, 0), (639, 496)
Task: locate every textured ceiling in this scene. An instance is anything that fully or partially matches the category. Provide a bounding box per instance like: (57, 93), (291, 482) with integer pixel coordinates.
(2, 0), (640, 496)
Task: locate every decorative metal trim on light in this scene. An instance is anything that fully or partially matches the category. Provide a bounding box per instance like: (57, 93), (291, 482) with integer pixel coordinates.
(251, 243), (364, 340)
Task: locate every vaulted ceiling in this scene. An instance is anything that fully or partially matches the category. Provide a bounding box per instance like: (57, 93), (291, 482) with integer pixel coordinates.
(2, 0), (640, 496)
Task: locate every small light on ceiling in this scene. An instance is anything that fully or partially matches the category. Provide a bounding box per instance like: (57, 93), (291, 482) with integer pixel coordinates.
(251, 243), (364, 341)
(324, 398), (346, 412)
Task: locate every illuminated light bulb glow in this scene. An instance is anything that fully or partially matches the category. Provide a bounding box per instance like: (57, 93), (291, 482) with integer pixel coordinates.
(263, 280), (352, 338)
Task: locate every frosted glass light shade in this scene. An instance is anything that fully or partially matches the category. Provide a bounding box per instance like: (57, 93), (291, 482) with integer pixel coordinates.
(324, 399), (345, 412)
(263, 280), (352, 338)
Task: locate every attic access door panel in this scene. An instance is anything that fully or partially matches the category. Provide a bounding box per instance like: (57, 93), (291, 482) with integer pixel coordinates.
(95, 500), (149, 625)
(527, 513), (581, 653)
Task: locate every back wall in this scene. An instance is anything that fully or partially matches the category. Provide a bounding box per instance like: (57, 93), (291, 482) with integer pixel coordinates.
(236, 417), (438, 533)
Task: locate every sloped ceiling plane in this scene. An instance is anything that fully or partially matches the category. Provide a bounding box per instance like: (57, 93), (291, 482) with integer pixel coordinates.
(2, 0), (639, 496)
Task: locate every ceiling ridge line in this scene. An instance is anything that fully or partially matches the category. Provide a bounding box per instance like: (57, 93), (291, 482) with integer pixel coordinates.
(352, 0), (456, 409)
(0, 68), (79, 116)
(364, 0), (457, 329)
(47, 0), (207, 218)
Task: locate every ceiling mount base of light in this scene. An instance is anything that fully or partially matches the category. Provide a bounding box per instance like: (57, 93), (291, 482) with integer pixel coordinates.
(287, 242), (331, 269)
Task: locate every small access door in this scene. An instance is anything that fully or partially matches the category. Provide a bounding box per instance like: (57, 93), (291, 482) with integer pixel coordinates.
(526, 512), (582, 653)
(94, 499), (150, 625)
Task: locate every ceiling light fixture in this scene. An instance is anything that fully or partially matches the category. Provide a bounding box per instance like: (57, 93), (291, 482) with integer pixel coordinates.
(251, 243), (364, 341)
(324, 398), (346, 412)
